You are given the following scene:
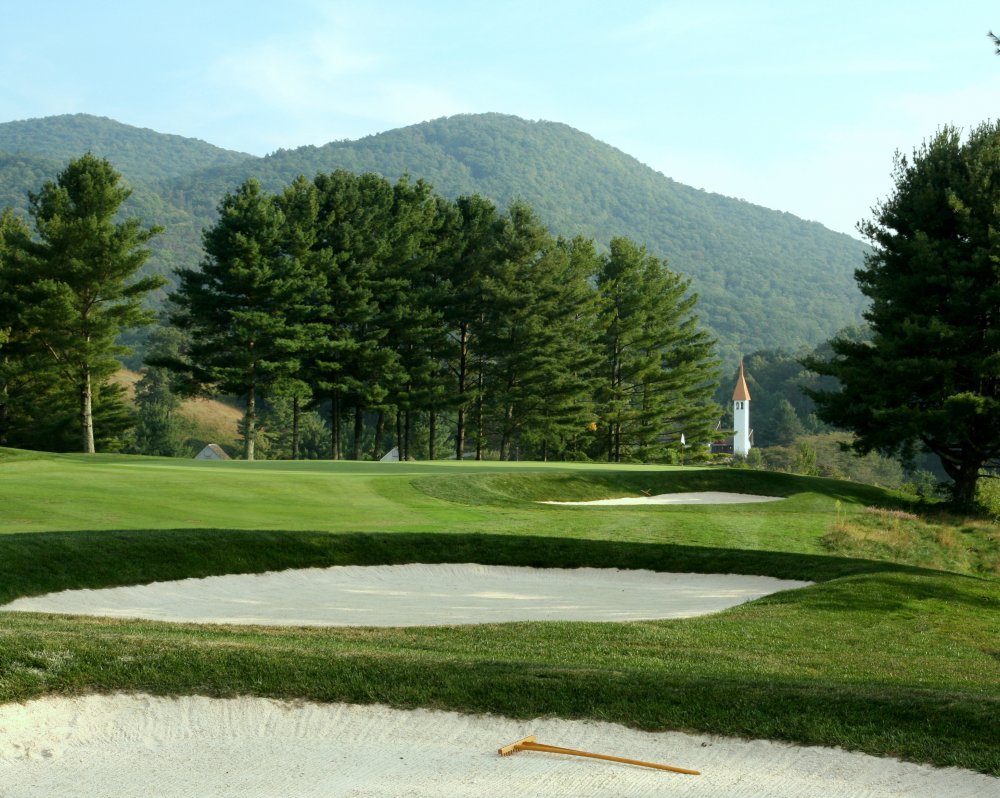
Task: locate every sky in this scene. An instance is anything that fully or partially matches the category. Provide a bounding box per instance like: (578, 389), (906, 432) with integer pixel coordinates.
(1, 1), (998, 238)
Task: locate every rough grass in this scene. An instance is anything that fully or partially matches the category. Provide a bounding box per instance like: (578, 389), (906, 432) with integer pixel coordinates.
(0, 449), (997, 775)
(823, 505), (1000, 577)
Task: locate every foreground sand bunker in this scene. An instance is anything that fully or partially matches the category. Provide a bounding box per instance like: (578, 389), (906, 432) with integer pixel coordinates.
(0, 695), (993, 798)
(0, 564), (811, 626)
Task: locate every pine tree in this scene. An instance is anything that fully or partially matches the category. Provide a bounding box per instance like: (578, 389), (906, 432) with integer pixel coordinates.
(304, 171), (400, 460)
(475, 201), (557, 459)
(8, 154), (163, 452)
(478, 216), (602, 460)
(519, 236), (602, 460)
(0, 209), (32, 446)
(168, 179), (306, 460)
(438, 195), (503, 460)
(376, 178), (451, 460)
(597, 238), (719, 462)
(806, 122), (1000, 505)
(130, 367), (186, 456)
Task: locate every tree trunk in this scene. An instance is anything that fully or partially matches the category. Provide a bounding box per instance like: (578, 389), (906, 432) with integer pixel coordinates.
(455, 323), (469, 461)
(372, 410), (385, 460)
(428, 410), (436, 460)
(353, 406), (364, 460)
(946, 460), (981, 508)
(475, 366), (484, 461)
(243, 384), (256, 461)
(0, 368), (9, 446)
(331, 392), (342, 460)
(81, 369), (95, 453)
(292, 397), (300, 460)
(456, 408), (465, 460)
(404, 410), (412, 461)
(396, 410), (404, 460)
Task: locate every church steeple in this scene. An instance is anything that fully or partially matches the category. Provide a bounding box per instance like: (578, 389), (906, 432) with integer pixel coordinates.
(732, 359), (752, 456)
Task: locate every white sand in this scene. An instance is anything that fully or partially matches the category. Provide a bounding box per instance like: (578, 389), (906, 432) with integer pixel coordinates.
(0, 564), (812, 626)
(541, 491), (784, 505)
(0, 694), (993, 798)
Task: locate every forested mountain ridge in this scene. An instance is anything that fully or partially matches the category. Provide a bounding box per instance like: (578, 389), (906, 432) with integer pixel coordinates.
(0, 112), (868, 361)
(0, 114), (254, 181)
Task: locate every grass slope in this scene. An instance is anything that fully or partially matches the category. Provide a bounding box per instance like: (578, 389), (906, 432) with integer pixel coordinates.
(0, 450), (997, 775)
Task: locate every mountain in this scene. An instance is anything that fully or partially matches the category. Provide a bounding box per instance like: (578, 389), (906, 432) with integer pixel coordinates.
(0, 114), (254, 181)
(0, 113), (867, 361)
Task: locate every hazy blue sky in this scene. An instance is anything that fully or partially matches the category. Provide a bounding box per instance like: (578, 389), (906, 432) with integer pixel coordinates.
(2, 1), (997, 237)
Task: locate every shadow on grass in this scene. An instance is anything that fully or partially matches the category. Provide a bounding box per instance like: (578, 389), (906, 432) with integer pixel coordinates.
(0, 527), (953, 605)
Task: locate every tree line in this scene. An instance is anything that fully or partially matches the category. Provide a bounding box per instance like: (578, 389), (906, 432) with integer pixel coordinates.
(0, 155), (722, 462)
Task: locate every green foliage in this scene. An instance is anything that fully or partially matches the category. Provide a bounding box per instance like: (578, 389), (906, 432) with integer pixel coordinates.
(807, 122), (1000, 506)
(167, 178), (313, 460)
(0, 114), (253, 182)
(475, 204), (602, 460)
(0, 113), (867, 361)
(1, 155), (163, 451)
(750, 432), (908, 487)
(158, 171), (709, 465)
(597, 238), (720, 462)
(128, 367), (187, 457)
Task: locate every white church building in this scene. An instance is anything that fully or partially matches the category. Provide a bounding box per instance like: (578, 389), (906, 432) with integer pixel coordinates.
(712, 360), (753, 456)
(732, 359), (753, 456)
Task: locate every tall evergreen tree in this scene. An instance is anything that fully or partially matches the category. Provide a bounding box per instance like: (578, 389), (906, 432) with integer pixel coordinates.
(519, 236), (602, 460)
(7, 154), (163, 452)
(438, 195), (503, 460)
(477, 208), (602, 460)
(806, 123), (1000, 505)
(167, 179), (307, 460)
(597, 238), (719, 462)
(305, 171), (400, 460)
(376, 178), (450, 460)
(272, 175), (330, 459)
(0, 209), (32, 445)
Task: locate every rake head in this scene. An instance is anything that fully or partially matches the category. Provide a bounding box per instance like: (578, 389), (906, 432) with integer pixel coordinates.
(498, 735), (537, 756)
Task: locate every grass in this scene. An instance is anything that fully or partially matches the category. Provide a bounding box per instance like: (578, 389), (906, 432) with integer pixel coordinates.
(823, 505), (1000, 578)
(0, 448), (997, 776)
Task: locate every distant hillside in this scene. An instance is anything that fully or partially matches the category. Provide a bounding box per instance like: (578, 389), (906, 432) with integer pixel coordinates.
(112, 369), (241, 455)
(0, 113), (868, 361)
(0, 114), (253, 182)
(154, 114), (868, 359)
(0, 150), (203, 304)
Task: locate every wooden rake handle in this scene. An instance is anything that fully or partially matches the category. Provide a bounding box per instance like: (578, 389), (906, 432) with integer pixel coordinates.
(498, 735), (700, 776)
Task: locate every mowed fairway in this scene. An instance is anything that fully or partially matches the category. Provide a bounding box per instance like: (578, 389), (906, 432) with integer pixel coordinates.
(0, 447), (998, 778)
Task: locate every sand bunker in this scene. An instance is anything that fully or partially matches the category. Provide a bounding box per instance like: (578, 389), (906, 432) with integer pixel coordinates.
(0, 694), (993, 798)
(0, 564), (811, 626)
(541, 492), (784, 506)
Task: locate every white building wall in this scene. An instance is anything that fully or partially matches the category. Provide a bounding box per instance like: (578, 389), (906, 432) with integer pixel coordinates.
(733, 399), (751, 456)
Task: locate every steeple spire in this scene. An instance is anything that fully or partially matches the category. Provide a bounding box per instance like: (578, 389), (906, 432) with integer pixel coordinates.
(732, 358), (751, 402)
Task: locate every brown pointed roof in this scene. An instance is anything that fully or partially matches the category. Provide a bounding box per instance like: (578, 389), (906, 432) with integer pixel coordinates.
(732, 359), (751, 401)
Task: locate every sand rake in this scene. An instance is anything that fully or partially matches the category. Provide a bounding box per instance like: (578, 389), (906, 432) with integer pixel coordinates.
(498, 734), (700, 776)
